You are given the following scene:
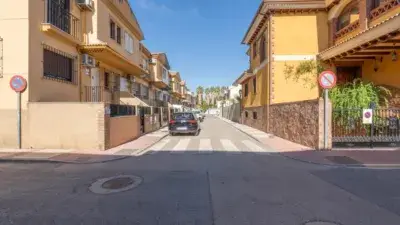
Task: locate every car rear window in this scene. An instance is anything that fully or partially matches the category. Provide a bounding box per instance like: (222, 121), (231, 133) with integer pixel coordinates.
(173, 113), (195, 120)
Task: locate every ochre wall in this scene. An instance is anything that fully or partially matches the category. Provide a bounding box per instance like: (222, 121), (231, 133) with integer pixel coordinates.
(89, 0), (141, 66)
(271, 14), (324, 104)
(273, 61), (320, 104)
(24, 103), (105, 150)
(0, 0), (29, 109)
(109, 115), (140, 148)
(242, 64), (268, 107)
(28, 0), (81, 104)
(362, 55), (400, 88)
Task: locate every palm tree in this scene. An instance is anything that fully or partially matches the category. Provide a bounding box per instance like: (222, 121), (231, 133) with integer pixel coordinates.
(196, 86), (203, 95)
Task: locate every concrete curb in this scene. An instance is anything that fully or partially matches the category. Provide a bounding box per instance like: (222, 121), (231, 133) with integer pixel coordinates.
(218, 117), (400, 169)
(0, 155), (130, 165)
(0, 129), (170, 165)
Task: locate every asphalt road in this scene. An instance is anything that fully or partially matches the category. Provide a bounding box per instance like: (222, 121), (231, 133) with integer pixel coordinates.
(1, 116), (400, 225)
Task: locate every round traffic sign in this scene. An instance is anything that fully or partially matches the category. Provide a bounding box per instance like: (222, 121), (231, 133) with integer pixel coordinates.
(364, 111), (371, 118)
(318, 71), (337, 89)
(9, 75), (27, 93)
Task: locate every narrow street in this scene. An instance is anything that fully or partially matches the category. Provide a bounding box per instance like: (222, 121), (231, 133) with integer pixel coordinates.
(1, 117), (400, 225)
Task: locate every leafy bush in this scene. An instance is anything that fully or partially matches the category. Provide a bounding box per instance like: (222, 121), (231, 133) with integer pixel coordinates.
(329, 79), (391, 109)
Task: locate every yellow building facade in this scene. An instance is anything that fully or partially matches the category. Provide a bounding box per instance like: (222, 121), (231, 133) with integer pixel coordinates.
(0, 0), (154, 150)
(236, 0), (400, 148)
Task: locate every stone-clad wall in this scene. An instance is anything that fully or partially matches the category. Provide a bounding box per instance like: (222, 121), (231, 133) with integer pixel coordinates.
(241, 106), (267, 132)
(240, 99), (329, 149)
(269, 99), (320, 148)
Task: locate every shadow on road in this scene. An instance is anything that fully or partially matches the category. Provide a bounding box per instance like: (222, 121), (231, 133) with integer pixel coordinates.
(1, 149), (400, 225)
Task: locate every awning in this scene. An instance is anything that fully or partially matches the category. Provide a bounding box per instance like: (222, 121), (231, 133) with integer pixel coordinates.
(80, 44), (146, 76)
(319, 13), (400, 61)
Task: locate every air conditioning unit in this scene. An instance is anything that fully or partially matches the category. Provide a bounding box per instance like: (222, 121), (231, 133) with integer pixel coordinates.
(76, 0), (94, 11)
(82, 54), (96, 67)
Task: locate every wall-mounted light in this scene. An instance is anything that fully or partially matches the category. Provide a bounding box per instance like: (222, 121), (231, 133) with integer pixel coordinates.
(392, 50), (398, 62)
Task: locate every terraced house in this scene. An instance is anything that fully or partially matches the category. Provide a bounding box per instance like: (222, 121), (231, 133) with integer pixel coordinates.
(236, 0), (400, 149)
(0, 0), (162, 150)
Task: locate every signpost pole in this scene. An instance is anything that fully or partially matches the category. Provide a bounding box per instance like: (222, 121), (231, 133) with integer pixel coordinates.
(324, 89), (329, 150)
(17, 92), (21, 149)
(318, 70), (336, 150)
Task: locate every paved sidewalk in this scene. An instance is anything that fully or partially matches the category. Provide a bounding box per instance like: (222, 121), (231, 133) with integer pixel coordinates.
(0, 127), (169, 164)
(219, 116), (400, 167)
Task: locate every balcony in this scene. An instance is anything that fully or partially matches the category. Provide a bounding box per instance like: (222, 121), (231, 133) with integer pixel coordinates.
(370, 0), (400, 21)
(334, 20), (360, 42)
(42, 0), (81, 44)
(84, 86), (114, 103)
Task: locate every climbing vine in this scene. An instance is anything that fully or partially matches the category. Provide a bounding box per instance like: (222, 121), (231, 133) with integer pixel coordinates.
(283, 59), (325, 90)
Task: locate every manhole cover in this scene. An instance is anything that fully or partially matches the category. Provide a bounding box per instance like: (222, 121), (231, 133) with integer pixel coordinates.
(325, 156), (361, 165)
(304, 221), (340, 225)
(89, 175), (143, 195)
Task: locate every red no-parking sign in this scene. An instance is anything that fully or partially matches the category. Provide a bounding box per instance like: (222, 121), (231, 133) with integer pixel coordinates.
(318, 71), (337, 89)
(9, 75), (27, 93)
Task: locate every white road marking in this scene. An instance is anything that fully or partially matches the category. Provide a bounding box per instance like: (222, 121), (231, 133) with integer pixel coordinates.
(199, 139), (213, 152)
(150, 138), (171, 151)
(220, 139), (240, 152)
(242, 140), (265, 152)
(172, 139), (190, 151)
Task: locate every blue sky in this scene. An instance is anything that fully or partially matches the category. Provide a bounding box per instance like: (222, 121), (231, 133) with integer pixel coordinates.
(129, 0), (259, 92)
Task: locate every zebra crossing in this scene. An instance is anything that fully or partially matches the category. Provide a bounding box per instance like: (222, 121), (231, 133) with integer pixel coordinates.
(132, 138), (270, 156)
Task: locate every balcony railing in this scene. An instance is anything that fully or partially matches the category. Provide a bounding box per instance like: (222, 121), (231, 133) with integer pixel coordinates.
(334, 20), (360, 40)
(370, 0), (400, 20)
(84, 86), (113, 102)
(45, 0), (80, 40)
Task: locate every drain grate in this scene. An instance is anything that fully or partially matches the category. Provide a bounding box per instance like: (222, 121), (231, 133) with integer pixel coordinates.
(325, 156), (361, 165)
(101, 177), (135, 190)
(89, 175), (143, 195)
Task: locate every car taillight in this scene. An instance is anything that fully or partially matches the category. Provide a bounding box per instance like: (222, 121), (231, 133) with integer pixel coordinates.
(170, 120), (176, 124)
(189, 120), (197, 124)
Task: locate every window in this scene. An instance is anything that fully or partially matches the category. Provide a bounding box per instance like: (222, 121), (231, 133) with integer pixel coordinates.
(253, 111), (257, 119)
(253, 77), (256, 94)
(142, 58), (149, 70)
(141, 84), (149, 99)
(133, 82), (140, 96)
(371, 0), (382, 10)
(104, 72), (110, 90)
(124, 31), (134, 53)
(116, 26), (121, 44)
(162, 68), (168, 83)
(252, 42), (257, 58)
(47, 0), (71, 34)
(260, 35), (266, 62)
(245, 111), (248, 118)
(43, 47), (74, 82)
(337, 4), (359, 30)
(244, 83), (248, 97)
(110, 20), (116, 39)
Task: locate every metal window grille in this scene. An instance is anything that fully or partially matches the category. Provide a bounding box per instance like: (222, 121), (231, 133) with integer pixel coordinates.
(43, 44), (77, 84)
